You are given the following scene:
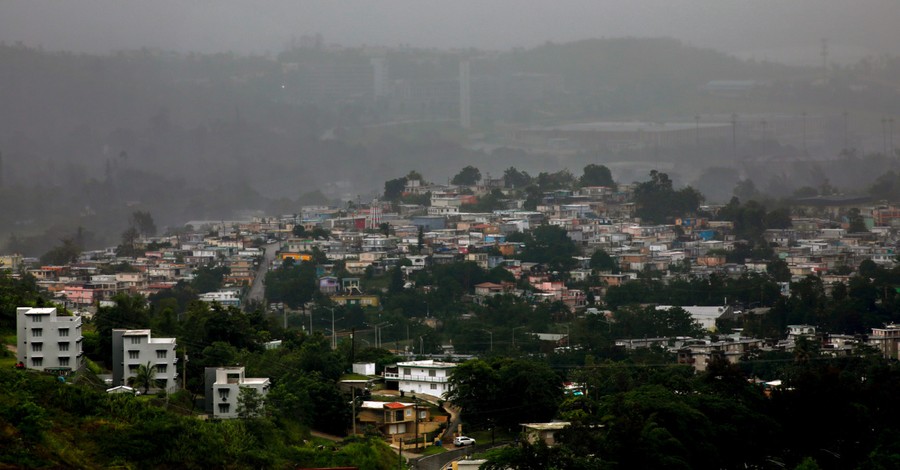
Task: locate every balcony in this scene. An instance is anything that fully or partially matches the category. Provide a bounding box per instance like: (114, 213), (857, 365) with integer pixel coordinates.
(384, 372), (445, 383)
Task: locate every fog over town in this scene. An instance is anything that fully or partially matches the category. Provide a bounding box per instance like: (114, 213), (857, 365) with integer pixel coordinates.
(3, 2), (900, 469)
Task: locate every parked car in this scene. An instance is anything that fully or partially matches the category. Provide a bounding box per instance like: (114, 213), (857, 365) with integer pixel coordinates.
(454, 436), (476, 447)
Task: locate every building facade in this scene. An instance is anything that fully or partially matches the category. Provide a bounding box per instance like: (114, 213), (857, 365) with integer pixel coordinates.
(16, 307), (83, 372)
(204, 366), (270, 419)
(384, 359), (456, 396)
(111, 329), (178, 392)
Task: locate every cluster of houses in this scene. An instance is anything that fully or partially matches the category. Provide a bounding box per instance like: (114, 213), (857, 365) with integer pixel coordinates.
(14, 306), (269, 420)
(9, 229), (267, 312)
(617, 322), (900, 373)
(3, 175), (900, 320)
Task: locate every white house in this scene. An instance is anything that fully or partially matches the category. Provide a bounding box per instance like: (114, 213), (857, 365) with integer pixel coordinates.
(198, 290), (241, 307)
(204, 366), (270, 419)
(384, 359), (457, 396)
(16, 307), (83, 371)
(111, 329), (178, 392)
(656, 305), (733, 331)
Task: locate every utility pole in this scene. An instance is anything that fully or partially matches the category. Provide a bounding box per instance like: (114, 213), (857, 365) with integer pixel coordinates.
(413, 392), (419, 450)
(182, 348), (188, 390)
(330, 307), (336, 350)
(351, 386), (357, 435)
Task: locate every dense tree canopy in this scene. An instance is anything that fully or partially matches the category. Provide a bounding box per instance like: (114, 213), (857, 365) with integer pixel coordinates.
(633, 170), (703, 224)
(579, 164), (615, 188)
(517, 224), (579, 272)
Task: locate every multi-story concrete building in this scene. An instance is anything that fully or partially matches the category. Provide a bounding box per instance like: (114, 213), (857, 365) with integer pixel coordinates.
(869, 325), (900, 360)
(111, 329), (178, 392)
(16, 307), (83, 371)
(204, 366), (270, 419)
(383, 359), (457, 396)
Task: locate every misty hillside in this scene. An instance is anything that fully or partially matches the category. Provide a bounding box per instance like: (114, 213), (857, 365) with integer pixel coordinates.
(1, 38), (896, 255)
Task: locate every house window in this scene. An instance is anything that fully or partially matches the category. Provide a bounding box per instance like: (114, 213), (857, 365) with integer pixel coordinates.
(156, 364), (167, 374)
(32, 358), (43, 367)
(227, 373), (240, 384)
(59, 328), (69, 337)
(128, 364), (139, 373)
(403, 368), (411, 376)
(32, 328), (42, 338)
(59, 357), (69, 367)
(219, 389), (229, 400)
(31, 315), (42, 323)
(156, 350), (167, 359)
(218, 404), (230, 414)
(430, 383), (437, 390)
(130, 337), (141, 345)
(429, 369), (436, 377)
(128, 351), (139, 360)
(419, 410), (427, 419)
(32, 343), (43, 352)
(59, 342), (69, 352)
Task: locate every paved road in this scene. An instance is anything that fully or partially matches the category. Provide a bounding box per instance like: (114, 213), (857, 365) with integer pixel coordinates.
(414, 443), (506, 470)
(244, 241), (280, 308)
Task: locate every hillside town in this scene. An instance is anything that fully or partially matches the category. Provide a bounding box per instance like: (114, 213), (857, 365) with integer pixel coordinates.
(8, 168), (900, 370)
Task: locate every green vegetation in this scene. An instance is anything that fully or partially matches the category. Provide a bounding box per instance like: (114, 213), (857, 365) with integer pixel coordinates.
(0, 368), (396, 469)
(463, 352), (900, 469)
(633, 170), (704, 224)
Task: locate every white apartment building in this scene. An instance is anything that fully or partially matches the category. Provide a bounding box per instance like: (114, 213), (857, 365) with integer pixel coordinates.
(111, 329), (178, 392)
(204, 366), (270, 419)
(16, 307), (83, 371)
(384, 359), (457, 396)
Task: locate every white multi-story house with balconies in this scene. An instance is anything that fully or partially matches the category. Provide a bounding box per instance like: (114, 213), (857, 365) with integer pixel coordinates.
(111, 329), (178, 392)
(16, 307), (84, 372)
(383, 359), (457, 396)
(204, 366), (270, 419)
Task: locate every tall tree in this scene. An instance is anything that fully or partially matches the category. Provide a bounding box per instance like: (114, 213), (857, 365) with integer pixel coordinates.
(129, 361), (157, 395)
(130, 211), (157, 237)
(451, 165), (482, 186)
(579, 164), (615, 188)
(503, 167), (532, 189)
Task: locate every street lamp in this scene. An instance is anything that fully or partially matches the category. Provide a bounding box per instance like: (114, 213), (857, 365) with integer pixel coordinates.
(373, 322), (391, 349)
(512, 326), (526, 349)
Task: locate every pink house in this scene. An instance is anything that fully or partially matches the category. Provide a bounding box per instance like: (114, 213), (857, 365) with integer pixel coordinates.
(64, 285), (97, 306)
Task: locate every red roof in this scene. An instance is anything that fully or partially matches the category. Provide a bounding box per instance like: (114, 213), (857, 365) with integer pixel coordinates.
(384, 402), (409, 409)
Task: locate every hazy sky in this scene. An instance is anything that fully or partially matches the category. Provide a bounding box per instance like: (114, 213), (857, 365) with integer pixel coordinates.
(2, 0), (899, 64)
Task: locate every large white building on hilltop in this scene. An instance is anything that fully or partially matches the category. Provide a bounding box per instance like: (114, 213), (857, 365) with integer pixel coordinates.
(16, 307), (84, 372)
(111, 329), (179, 392)
(383, 359), (457, 396)
(204, 366), (270, 419)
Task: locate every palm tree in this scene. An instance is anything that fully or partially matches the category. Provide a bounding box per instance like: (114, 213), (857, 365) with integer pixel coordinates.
(128, 361), (156, 395)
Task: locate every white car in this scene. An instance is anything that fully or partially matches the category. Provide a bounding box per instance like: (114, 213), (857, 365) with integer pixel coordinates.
(454, 436), (476, 447)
